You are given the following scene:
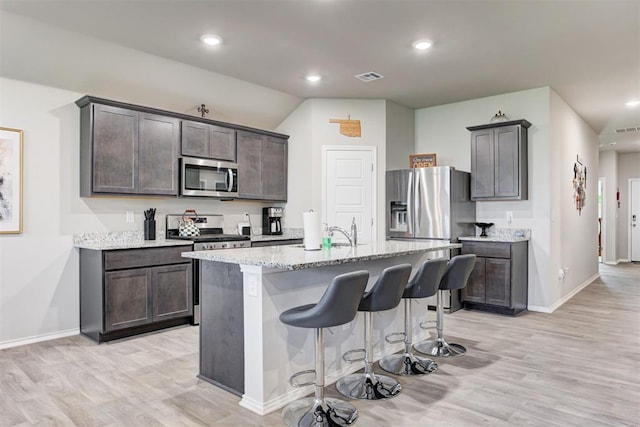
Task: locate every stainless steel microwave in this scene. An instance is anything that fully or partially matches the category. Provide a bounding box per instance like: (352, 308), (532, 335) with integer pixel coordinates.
(180, 158), (238, 198)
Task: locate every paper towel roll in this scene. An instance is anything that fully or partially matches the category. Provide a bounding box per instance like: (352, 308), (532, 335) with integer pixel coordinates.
(303, 211), (321, 251)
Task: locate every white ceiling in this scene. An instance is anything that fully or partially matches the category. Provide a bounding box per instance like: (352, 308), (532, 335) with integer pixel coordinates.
(2, 0), (639, 153)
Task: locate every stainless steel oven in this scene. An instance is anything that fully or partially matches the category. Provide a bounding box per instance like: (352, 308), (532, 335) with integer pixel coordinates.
(180, 158), (238, 198)
(166, 214), (250, 325)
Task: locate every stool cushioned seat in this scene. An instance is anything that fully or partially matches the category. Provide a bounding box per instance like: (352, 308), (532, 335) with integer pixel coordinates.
(358, 263), (412, 312)
(402, 258), (448, 299)
(279, 270), (369, 329)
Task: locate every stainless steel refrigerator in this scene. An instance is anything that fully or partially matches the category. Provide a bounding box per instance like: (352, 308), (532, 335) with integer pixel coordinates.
(386, 166), (475, 311)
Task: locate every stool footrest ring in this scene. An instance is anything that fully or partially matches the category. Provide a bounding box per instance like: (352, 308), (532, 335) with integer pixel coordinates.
(385, 332), (406, 344)
(342, 348), (366, 363)
(289, 369), (316, 388)
(419, 320), (437, 330)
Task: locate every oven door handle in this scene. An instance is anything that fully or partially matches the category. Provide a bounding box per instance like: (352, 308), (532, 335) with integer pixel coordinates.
(226, 168), (234, 192)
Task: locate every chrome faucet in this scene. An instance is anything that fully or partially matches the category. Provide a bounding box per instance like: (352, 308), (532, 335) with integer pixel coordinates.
(328, 218), (358, 247)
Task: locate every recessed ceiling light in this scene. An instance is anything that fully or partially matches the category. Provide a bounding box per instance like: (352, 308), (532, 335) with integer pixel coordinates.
(625, 100), (640, 107)
(610, 141), (617, 145)
(412, 39), (433, 50)
(305, 74), (322, 83)
(200, 34), (222, 46)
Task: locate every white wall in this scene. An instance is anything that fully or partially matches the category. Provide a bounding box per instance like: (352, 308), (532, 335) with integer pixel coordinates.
(598, 150), (618, 263)
(415, 87), (553, 310)
(549, 90), (599, 307)
(385, 100), (414, 170)
(277, 99), (387, 240)
(617, 153), (640, 260)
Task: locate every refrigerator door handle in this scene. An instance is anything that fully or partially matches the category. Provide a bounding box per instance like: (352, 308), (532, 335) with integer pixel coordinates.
(414, 170), (421, 236)
(407, 171), (413, 236)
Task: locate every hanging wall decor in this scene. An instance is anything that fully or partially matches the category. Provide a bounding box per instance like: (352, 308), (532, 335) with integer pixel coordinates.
(573, 155), (587, 215)
(329, 115), (361, 137)
(0, 127), (23, 234)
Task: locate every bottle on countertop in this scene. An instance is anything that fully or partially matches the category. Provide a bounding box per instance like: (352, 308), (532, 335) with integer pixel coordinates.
(322, 223), (332, 250)
(350, 217), (358, 246)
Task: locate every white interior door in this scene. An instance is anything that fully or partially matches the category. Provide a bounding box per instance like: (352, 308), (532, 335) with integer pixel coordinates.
(323, 147), (375, 244)
(631, 179), (640, 262)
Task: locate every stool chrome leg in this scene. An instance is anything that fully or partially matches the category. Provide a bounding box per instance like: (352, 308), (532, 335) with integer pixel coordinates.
(283, 328), (359, 427)
(378, 299), (438, 376)
(413, 290), (466, 358)
(336, 313), (402, 400)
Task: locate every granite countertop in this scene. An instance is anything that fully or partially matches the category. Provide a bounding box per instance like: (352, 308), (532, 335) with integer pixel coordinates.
(459, 227), (530, 243)
(182, 240), (461, 271)
(74, 231), (193, 250)
(250, 230), (304, 243)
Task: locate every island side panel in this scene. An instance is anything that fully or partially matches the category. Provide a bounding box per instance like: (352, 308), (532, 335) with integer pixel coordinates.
(199, 261), (244, 396)
(240, 252), (438, 415)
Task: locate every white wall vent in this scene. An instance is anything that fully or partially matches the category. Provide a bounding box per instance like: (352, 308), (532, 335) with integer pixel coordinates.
(354, 72), (384, 82)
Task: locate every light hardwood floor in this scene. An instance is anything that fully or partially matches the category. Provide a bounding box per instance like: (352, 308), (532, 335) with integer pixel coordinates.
(2, 263), (639, 426)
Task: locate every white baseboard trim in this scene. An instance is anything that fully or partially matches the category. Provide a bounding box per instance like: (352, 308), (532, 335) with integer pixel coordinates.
(527, 305), (552, 313)
(528, 273), (600, 314)
(0, 328), (79, 350)
(617, 259), (630, 263)
(603, 261), (619, 265)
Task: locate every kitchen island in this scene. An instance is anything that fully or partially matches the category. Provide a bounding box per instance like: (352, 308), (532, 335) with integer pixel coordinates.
(182, 240), (461, 415)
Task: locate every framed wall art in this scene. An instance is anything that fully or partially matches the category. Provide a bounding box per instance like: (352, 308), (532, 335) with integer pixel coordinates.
(0, 127), (23, 234)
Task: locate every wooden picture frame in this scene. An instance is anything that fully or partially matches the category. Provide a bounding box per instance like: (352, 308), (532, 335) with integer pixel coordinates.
(409, 153), (437, 168)
(0, 127), (23, 234)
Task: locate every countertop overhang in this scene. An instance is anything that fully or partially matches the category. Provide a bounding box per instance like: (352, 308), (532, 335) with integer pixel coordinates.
(182, 240), (461, 271)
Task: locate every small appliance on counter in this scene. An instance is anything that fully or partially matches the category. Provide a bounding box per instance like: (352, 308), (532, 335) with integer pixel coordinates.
(262, 207), (283, 235)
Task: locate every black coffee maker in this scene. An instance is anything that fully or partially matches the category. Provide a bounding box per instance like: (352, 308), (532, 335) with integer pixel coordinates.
(262, 207), (283, 235)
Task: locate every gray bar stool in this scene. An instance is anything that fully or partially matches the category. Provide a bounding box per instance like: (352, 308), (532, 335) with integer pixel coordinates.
(378, 258), (448, 376)
(335, 263), (413, 400)
(414, 254), (477, 357)
(280, 270), (369, 427)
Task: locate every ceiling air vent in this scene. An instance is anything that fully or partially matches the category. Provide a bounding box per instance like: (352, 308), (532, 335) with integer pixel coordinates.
(615, 126), (640, 133)
(354, 71), (384, 82)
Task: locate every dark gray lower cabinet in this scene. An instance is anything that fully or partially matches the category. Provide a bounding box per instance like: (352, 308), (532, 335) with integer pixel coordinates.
(104, 268), (152, 332)
(80, 245), (193, 343)
(461, 240), (528, 316)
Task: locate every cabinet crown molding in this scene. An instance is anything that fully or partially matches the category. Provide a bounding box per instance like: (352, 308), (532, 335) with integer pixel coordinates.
(466, 119), (531, 131)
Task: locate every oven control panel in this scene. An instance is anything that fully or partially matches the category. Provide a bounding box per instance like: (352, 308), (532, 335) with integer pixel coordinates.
(195, 241), (251, 251)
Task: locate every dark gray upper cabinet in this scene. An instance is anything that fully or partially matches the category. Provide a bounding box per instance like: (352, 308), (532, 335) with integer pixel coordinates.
(181, 120), (236, 162)
(80, 102), (179, 196)
(77, 96), (288, 200)
(139, 113), (180, 195)
(468, 119), (530, 201)
(237, 131), (287, 201)
(262, 136), (287, 201)
(91, 105), (138, 194)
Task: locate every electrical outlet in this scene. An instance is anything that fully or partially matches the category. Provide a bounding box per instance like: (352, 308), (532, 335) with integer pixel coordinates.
(506, 211), (513, 224)
(126, 211), (134, 223)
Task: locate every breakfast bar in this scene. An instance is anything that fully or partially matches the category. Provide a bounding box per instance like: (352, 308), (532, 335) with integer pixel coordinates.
(182, 240), (461, 415)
